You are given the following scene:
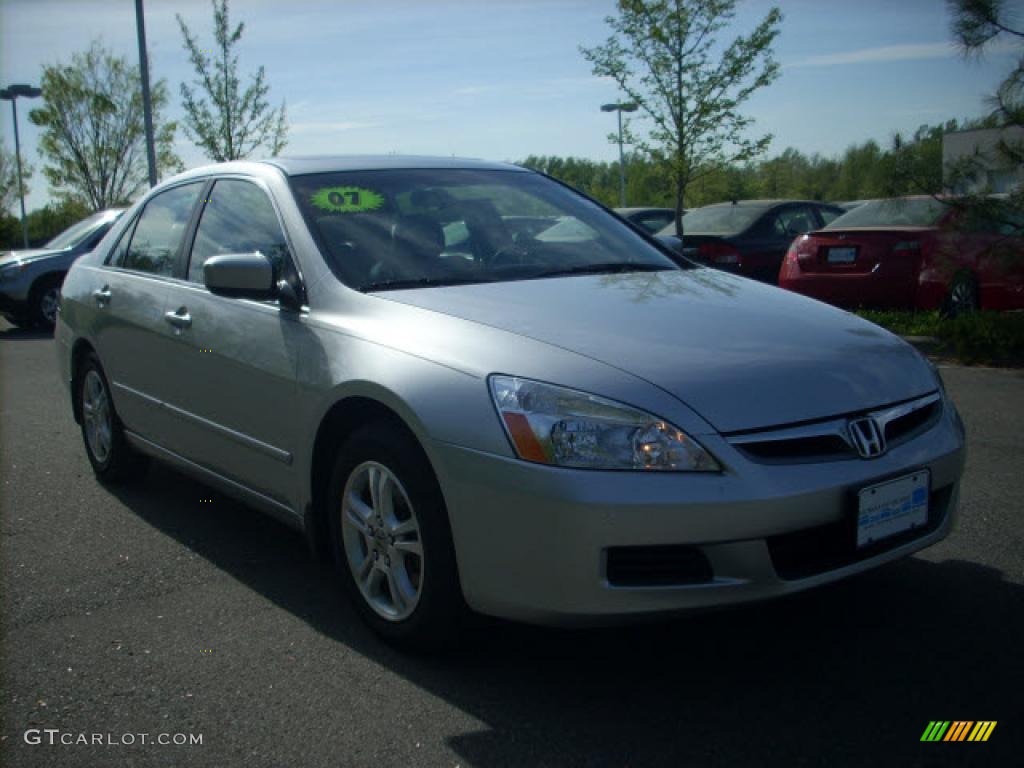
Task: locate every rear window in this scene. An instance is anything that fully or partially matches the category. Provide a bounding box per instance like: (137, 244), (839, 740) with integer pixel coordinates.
(674, 205), (766, 235)
(45, 211), (118, 250)
(825, 198), (947, 229)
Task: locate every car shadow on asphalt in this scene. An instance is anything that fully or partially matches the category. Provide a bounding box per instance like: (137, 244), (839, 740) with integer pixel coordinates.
(105, 462), (1021, 767)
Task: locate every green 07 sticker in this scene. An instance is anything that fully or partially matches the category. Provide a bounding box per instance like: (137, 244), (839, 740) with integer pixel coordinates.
(311, 186), (385, 213)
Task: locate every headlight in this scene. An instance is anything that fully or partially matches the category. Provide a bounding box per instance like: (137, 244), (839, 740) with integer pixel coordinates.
(489, 375), (720, 471)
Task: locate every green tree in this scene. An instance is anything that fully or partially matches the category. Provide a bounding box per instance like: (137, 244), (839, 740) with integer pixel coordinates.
(0, 199), (91, 250)
(28, 41), (180, 210)
(580, 0), (783, 235)
(177, 0), (288, 161)
(0, 145), (31, 214)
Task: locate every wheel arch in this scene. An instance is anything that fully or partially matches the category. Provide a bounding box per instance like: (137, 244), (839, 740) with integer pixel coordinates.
(306, 389), (446, 564)
(30, 269), (67, 295)
(69, 337), (98, 425)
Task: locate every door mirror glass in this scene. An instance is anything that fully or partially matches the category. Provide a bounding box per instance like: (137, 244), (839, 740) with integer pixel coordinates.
(203, 252), (274, 298)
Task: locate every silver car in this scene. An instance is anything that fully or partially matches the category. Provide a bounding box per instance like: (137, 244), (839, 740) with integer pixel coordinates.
(56, 156), (966, 648)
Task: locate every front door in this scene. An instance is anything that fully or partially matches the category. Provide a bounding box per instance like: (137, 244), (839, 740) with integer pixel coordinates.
(157, 178), (306, 507)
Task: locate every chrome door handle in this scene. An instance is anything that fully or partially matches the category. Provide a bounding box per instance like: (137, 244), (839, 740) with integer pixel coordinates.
(93, 286), (111, 305)
(164, 309), (192, 329)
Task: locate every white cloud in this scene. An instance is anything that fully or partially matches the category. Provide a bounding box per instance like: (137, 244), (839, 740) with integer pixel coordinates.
(788, 38), (1020, 69)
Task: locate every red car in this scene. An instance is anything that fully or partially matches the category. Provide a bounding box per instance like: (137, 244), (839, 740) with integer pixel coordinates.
(778, 196), (1024, 313)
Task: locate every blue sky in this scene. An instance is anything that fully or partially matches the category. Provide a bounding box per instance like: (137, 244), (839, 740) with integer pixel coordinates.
(1, 0), (1019, 212)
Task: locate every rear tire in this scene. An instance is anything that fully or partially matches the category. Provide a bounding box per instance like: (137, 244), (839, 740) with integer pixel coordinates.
(941, 271), (979, 318)
(77, 353), (149, 483)
(328, 421), (465, 650)
(29, 275), (63, 330)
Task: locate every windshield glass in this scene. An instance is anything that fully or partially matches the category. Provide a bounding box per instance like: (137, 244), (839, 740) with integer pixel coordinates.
(668, 205), (765, 235)
(290, 169), (681, 291)
(825, 198), (946, 228)
(45, 212), (116, 250)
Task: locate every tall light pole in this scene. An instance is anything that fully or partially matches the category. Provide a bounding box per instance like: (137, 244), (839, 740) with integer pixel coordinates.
(135, 0), (158, 188)
(1, 84), (42, 249)
(601, 102), (637, 207)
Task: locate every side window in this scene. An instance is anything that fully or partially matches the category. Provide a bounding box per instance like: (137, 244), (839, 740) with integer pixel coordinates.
(188, 179), (294, 286)
(123, 184), (203, 276)
(774, 206), (818, 237)
(106, 217), (139, 267)
(818, 207), (843, 226)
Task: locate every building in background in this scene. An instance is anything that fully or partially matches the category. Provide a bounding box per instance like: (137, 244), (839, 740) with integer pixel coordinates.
(943, 126), (1024, 194)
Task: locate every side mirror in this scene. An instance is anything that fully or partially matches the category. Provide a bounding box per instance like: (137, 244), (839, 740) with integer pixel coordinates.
(203, 252), (274, 299)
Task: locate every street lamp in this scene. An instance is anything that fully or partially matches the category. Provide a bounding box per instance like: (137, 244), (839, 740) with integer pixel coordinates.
(135, 0), (158, 188)
(1, 83), (42, 249)
(601, 101), (637, 207)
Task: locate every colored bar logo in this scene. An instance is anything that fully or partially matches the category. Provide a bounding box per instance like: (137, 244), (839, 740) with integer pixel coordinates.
(921, 721), (996, 742)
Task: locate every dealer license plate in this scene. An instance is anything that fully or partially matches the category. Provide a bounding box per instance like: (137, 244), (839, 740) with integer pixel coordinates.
(856, 471), (929, 548)
(827, 246), (857, 264)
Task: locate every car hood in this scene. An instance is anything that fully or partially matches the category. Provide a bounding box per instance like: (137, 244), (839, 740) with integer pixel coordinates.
(380, 268), (937, 432)
(0, 248), (62, 267)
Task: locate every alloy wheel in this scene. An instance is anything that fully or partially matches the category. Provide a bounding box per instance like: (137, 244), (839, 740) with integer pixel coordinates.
(948, 277), (978, 314)
(39, 287), (59, 326)
(82, 369), (113, 463)
(340, 461), (424, 621)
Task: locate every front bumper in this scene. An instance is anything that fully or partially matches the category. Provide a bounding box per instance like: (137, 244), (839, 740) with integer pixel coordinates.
(0, 269), (33, 318)
(428, 401), (965, 626)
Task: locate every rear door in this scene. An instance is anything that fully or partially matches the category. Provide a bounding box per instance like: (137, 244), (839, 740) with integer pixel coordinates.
(157, 177), (306, 507)
(92, 182), (205, 441)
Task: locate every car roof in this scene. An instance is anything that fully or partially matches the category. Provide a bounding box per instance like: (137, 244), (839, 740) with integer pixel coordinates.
(614, 207), (674, 214)
(699, 199), (836, 209)
(261, 155), (527, 176)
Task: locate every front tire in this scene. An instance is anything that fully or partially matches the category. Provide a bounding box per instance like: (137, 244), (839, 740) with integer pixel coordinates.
(941, 271), (979, 318)
(77, 353), (148, 483)
(29, 275), (63, 330)
(328, 422), (464, 650)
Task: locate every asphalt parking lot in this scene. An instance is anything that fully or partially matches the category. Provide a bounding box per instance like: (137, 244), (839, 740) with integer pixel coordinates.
(2, 318), (1022, 767)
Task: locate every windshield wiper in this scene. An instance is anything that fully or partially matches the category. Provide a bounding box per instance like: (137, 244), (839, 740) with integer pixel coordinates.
(360, 276), (497, 292)
(526, 262), (674, 280)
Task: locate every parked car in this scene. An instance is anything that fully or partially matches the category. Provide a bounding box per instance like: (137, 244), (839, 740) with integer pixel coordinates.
(657, 200), (845, 283)
(614, 207), (676, 234)
(835, 199), (872, 211)
(57, 157), (965, 649)
(778, 196), (1024, 313)
(0, 209), (123, 329)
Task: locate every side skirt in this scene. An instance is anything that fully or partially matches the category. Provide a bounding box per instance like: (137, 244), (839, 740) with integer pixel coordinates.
(124, 430), (305, 532)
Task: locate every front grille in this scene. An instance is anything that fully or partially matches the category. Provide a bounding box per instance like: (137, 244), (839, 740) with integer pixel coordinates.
(885, 399), (941, 446)
(606, 545), (713, 587)
(729, 392), (942, 464)
(738, 434), (852, 463)
(767, 484), (953, 580)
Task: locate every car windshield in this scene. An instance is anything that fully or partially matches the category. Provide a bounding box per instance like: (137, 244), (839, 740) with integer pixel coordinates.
(825, 198), (947, 228)
(666, 205), (766, 235)
(44, 211), (115, 250)
(290, 168), (681, 291)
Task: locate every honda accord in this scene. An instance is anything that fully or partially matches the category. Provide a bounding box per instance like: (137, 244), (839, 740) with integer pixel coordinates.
(56, 156), (966, 648)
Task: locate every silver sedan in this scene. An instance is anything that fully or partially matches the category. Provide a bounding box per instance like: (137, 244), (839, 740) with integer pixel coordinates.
(56, 156), (966, 649)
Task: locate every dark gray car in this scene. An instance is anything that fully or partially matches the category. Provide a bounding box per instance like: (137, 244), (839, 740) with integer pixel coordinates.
(0, 209), (123, 328)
